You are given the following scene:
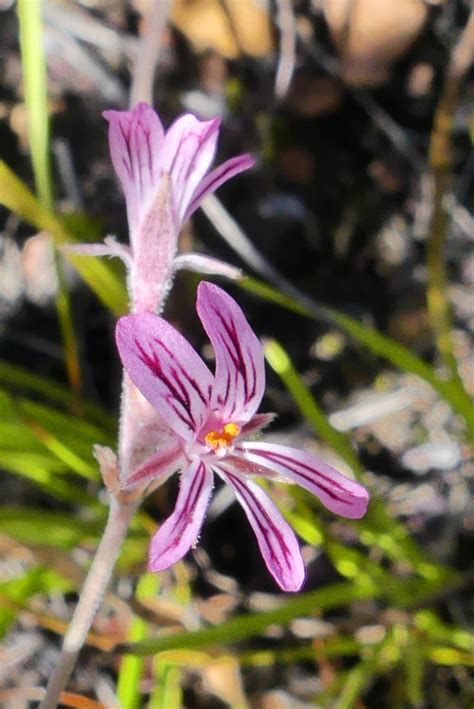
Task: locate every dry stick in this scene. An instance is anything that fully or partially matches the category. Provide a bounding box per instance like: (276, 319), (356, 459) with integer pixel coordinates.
(426, 12), (474, 380)
(274, 0), (296, 100)
(41, 4), (173, 708)
(129, 0), (172, 107)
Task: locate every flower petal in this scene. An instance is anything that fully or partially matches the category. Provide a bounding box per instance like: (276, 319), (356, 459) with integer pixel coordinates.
(116, 313), (213, 442)
(157, 114), (221, 221)
(240, 412), (276, 437)
(197, 281), (265, 423)
(183, 153), (255, 222)
(103, 103), (165, 238)
(215, 463), (305, 591)
(237, 442), (369, 519)
(148, 458), (213, 571)
(124, 434), (184, 489)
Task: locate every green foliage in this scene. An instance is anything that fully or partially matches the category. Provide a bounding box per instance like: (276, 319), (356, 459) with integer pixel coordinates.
(0, 566), (72, 636)
(0, 507), (105, 549)
(0, 384), (113, 502)
(121, 583), (379, 656)
(117, 573), (160, 708)
(0, 361), (114, 429)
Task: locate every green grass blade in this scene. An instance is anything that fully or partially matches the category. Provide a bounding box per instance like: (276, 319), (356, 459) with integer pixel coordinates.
(17, 0), (83, 406)
(17, 0), (52, 210)
(332, 658), (377, 709)
(0, 361), (114, 430)
(117, 573), (160, 709)
(0, 450), (94, 504)
(414, 610), (474, 652)
(0, 507), (105, 549)
(150, 663), (183, 709)
(264, 338), (364, 477)
(402, 635), (426, 707)
(238, 637), (360, 666)
(118, 582), (378, 656)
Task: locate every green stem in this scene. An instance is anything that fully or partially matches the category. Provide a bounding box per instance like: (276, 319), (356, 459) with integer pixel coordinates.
(17, 0), (82, 411)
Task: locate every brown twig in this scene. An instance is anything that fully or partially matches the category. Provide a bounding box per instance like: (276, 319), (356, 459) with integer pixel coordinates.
(426, 11), (474, 379)
(0, 686), (108, 708)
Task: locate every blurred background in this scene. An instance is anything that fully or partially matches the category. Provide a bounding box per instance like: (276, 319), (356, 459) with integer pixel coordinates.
(0, 1), (472, 707)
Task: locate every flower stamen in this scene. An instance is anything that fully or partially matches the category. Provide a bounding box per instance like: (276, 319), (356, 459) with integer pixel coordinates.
(205, 422), (241, 450)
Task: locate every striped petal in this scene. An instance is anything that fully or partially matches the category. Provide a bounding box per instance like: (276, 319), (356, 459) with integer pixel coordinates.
(157, 114), (221, 221)
(237, 442), (369, 519)
(215, 463), (305, 591)
(197, 281), (265, 423)
(116, 313), (213, 442)
(183, 153), (255, 222)
(148, 458), (213, 571)
(103, 103), (165, 240)
(124, 436), (184, 490)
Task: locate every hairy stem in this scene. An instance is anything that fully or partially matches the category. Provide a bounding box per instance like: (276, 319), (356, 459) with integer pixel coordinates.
(39, 497), (137, 709)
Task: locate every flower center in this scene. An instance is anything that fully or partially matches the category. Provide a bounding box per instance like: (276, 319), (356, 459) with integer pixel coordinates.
(205, 422), (241, 450)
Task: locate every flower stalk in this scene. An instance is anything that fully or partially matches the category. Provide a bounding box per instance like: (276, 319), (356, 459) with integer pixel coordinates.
(40, 497), (137, 709)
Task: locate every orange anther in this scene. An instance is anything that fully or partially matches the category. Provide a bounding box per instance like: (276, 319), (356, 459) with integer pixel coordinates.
(205, 423), (241, 450)
(223, 423), (240, 441)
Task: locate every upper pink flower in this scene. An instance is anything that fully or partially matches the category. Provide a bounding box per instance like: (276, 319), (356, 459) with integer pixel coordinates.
(116, 282), (369, 592)
(72, 103), (254, 314)
(104, 103), (254, 245)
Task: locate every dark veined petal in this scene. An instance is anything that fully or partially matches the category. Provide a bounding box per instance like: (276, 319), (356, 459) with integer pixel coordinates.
(103, 103), (165, 239)
(123, 435), (184, 490)
(237, 442), (369, 519)
(148, 458), (213, 571)
(157, 113), (221, 221)
(116, 313), (213, 442)
(197, 281), (265, 424)
(183, 153), (255, 222)
(215, 463), (305, 592)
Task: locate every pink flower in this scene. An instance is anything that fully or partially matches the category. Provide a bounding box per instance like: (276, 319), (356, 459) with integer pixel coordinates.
(71, 103), (254, 313)
(116, 282), (369, 592)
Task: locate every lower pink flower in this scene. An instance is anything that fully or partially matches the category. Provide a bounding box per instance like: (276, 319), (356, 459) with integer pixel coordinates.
(116, 282), (369, 591)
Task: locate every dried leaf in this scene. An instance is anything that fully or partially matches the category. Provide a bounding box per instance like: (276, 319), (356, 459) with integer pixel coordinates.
(200, 656), (248, 707)
(323, 0), (428, 86)
(171, 0), (273, 59)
